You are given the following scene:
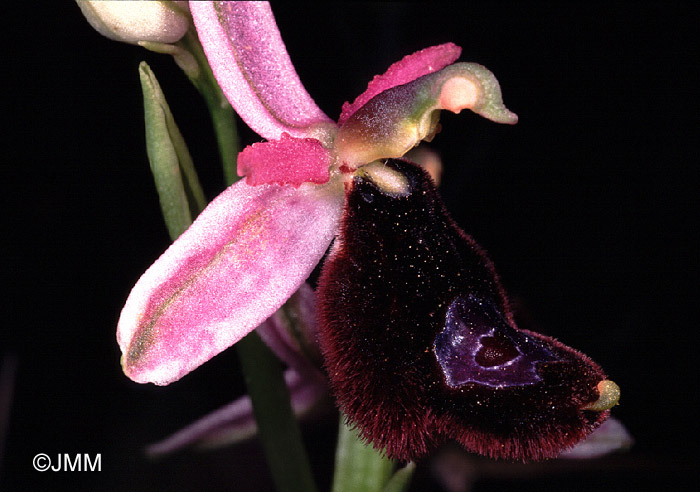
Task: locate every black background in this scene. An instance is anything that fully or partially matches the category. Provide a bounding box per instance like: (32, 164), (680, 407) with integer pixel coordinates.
(2, 2), (697, 491)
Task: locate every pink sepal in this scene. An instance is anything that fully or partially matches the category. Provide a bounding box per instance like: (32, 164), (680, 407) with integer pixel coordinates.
(118, 179), (344, 386)
(238, 134), (333, 187)
(191, 2), (332, 140)
(338, 43), (462, 125)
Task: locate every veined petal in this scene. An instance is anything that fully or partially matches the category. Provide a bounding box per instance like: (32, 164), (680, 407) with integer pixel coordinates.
(338, 43), (462, 125)
(238, 133), (333, 187)
(336, 63), (518, 168)
(191, 2), (334, 141)
(118, 178), (344, 386)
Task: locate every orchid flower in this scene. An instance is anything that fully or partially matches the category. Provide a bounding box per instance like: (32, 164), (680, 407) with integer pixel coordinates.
(117, 2), (516, 386)
(117, 1), (619, 462)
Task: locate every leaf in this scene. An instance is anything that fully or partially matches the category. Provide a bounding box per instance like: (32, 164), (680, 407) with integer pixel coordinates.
(139, 61), (206, 240)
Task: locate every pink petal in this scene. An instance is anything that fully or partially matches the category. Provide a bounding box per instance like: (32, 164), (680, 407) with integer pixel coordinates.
(198, 369), (327, 450)
(336, 62), (518, 168)
(238, 133), (333, 187)
(118, 179), (344, 386)
(191, 2), (333, 140)
(146, 368), (328, 456)
(559, 418), (633, 459)
(338, 43), (462, 125)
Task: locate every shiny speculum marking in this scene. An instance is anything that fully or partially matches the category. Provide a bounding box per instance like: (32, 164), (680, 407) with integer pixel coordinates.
(434, 294), (558, 388)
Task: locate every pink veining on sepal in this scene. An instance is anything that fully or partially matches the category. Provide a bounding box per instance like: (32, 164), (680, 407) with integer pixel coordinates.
(238, 133), (333, 187)
(118, 179), (344, 386)
(338, 43), (462, 125)
(190, 2), (333, 140)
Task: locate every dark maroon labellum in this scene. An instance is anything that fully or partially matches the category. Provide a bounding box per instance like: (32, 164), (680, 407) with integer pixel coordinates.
(317, 159), (610, 462)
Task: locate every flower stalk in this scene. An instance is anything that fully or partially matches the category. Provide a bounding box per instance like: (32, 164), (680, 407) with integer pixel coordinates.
(331, 418), (416, 492)
(332, 419), (395, 492)
(236, 332), (318, 492)
(176, 30), (239, 185)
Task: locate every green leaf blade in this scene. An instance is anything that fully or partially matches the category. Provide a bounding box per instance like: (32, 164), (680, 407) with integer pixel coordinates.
(139, 61), (206, 240)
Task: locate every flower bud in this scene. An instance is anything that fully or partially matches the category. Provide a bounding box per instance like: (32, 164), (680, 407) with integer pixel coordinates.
(76, 1), (190, 45)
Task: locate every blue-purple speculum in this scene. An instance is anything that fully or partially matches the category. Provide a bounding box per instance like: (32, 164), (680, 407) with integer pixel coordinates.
(434, 294), (558, 388)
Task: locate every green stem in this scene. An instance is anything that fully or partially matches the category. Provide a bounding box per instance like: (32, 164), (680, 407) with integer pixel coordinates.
(381, 463), (416, 492)
(210, 102), (239, 186)
(236, 332), (318, 492)
(332, 418), (396, 492)
(178, 30), (239, 185)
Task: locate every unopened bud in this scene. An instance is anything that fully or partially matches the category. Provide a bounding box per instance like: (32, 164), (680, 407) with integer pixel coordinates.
(76, 1), (190, 45)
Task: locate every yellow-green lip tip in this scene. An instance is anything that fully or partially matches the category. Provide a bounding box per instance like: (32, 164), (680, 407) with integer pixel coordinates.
(583, 380), (621, 411)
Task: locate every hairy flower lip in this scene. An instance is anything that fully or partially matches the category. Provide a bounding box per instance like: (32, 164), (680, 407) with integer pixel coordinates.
(318, 159), (615, 461)
(354, 161), (412, 196)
